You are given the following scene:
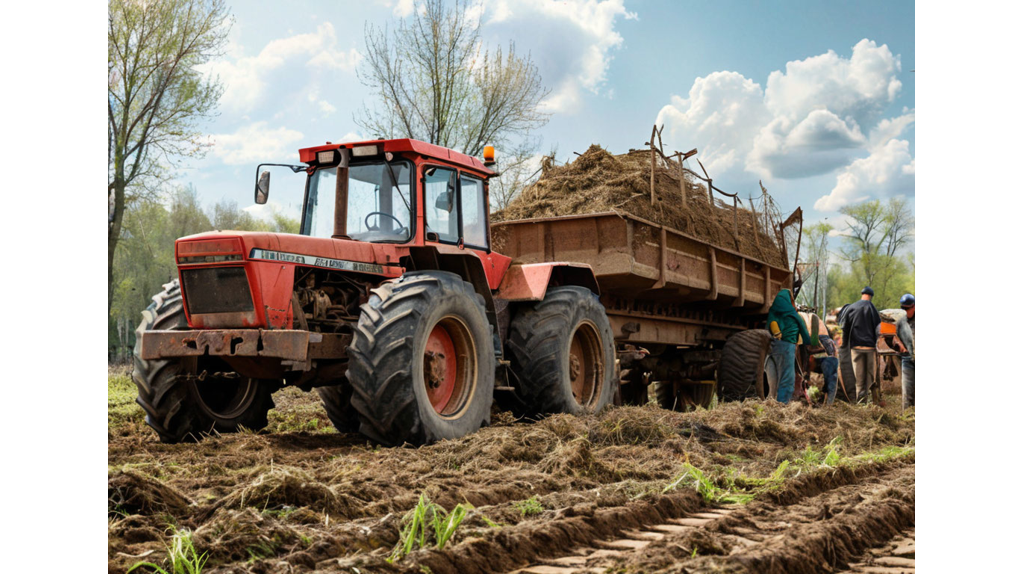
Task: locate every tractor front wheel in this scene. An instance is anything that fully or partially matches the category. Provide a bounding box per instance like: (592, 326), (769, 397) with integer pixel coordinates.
(346, 271), (495, 445)
(132, 280), (278, 443)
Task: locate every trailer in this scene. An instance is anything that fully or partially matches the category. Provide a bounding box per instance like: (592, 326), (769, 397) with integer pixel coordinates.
(493, 210), (798, 409)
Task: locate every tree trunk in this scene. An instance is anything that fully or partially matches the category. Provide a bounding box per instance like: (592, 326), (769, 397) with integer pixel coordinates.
(109, 160), (125, 314)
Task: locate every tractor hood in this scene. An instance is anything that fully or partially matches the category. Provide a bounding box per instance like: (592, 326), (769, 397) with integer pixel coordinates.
(174, 231), (404, 329)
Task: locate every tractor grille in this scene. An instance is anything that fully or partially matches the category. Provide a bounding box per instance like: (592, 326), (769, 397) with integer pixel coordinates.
(180, 267), (254, 315)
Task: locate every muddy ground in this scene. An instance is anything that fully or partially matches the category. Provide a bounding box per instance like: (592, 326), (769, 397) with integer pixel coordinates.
(108, 366), (914, 574)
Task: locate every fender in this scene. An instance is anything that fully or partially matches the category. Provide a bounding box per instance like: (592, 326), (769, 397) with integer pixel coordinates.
(400, 245), (507, 327)
(495, 262), (600, 302)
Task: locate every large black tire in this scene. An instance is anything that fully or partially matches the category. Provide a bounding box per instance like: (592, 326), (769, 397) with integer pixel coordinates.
(132, 280), (278, 443)
(717, 329), (773, 402)
(317, 380), (360, 433)
(507, 286), (617, 416)
(346, 271), (495, 446)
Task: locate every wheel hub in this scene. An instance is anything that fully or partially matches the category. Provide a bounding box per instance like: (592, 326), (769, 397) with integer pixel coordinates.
(425, 350), (448, 389)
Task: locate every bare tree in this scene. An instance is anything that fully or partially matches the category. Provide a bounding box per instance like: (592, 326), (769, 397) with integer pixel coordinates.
(356, 0), (549, 159)
(796, 222), (833, 312)
(108, 0), (230, 310)
(489, 143), (559, 212)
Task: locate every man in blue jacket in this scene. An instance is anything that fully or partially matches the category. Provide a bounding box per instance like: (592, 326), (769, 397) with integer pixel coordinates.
(766, 288), (813, 403)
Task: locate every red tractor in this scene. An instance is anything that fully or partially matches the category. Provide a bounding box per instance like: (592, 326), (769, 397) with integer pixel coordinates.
(133, 139), (617, 445)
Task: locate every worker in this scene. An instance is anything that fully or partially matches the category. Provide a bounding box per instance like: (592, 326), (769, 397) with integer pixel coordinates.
(800, 311), (840, 405)
(843, 287), (882, 404)
(766, 289), (813, 404)
(834, 304), (855, 402)
(894, 293), (915, 409)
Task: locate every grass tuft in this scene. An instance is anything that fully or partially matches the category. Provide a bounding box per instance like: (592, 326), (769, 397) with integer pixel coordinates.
(388, 493), (471, 563)
(513, 496), (545, 517)
(129, 528), (207, 574)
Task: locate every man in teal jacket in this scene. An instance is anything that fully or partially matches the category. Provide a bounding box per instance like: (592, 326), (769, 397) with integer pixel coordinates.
(766, 289), (813, 403)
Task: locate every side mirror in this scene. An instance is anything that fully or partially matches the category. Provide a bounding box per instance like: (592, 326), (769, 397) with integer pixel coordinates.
(435, 190), (453, 212)
(255, 171), (270, 204)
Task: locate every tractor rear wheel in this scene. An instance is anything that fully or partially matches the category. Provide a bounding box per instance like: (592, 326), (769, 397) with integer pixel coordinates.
(717, 329), (773, 402)
(132, 280), (278, 443)
(346, 271), (495, 445)
(507, 286), (617, 416)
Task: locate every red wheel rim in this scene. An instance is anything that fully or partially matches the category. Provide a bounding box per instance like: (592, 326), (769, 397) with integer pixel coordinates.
(422, 316), (477, 417)
(424, 324), (458, 414)
(569, 320), (604, 407)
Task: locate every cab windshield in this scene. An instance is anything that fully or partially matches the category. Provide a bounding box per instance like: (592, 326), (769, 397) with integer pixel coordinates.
(303, 160), (413, 242)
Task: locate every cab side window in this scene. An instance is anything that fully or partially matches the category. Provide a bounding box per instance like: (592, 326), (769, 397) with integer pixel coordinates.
(424, 167), (458, 242)
(460, 174), (487, 249)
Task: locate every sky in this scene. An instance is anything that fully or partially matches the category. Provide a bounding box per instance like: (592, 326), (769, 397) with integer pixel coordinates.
(186, 0), (915, 239)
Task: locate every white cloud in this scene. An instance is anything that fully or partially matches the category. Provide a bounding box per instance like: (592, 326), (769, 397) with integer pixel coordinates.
(814, 139), (915, 212)
(481, 0), (636, 113)
(244, 199), (301, 223)
(764, 39), (901, 126)
(199, 23), (361, 112)
(656, 71), (769, 175)
(210, 122), (305, 165)
(748, 110), (866, 178)
(307, 89), (337, 117)
(656, 39), (912, 212)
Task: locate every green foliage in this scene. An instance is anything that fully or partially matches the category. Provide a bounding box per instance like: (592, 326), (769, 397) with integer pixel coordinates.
(663, 463), (755, 504)
(388, 494), (471, 563)
(109, 369), (144, 428)
(108, 0), (232, 311)
(795, 436), (844, 469)
(513, 496), (545, 517)
(129, 528), (207, 574)
(826, 198), (914, 310)
(109, 187), (300, 358)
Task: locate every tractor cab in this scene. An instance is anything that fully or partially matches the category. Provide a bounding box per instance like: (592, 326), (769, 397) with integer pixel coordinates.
(254, 139), (496, 251)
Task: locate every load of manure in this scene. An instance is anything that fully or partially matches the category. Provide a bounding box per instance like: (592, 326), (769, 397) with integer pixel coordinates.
(492, 144), (791, 267)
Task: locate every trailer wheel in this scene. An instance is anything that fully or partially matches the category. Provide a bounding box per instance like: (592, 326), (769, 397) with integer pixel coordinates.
(508, 286), (617, 416)
(717, 329), (773, 402)
(317, 380), (360, 433)
(132, 280), (278, 443)
(653, 381), (676, 410)
(619, 368), (648, 405)
(346, 271), (495, 446)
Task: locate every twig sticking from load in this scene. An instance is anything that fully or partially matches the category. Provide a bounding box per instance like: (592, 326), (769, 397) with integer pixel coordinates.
(733, 196), (739, 237)
(677, 155), (687, 208)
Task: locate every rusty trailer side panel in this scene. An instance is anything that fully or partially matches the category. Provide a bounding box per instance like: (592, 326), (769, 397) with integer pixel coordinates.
(492, 211), (793, 346)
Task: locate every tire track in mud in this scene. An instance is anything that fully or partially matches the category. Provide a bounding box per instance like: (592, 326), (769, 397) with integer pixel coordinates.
(498, 460), (914, 574)
(835, 530), (914, 573)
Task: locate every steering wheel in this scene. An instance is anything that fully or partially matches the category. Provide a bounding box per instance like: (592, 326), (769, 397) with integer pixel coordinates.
(365, 211), (404, 231)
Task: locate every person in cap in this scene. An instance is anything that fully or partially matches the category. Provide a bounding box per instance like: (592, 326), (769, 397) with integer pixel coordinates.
(765, 288), (813, 403)
(843, 287), (882, 404)
(893, 294), (915, 409)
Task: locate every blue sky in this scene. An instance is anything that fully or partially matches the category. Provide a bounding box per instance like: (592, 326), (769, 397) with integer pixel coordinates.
(187, 0), (914, 237)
